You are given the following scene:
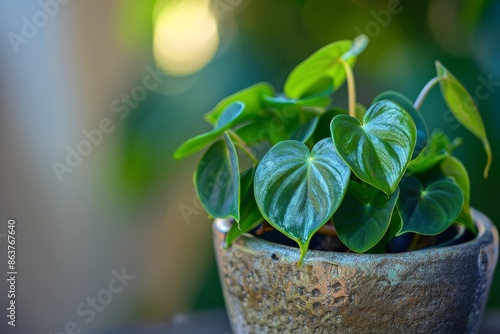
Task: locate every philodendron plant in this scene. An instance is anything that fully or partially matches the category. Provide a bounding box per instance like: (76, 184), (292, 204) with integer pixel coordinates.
(174, 35), (492, 263)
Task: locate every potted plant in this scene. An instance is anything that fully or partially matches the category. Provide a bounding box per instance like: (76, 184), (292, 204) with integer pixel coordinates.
(174, 35), (498, 333)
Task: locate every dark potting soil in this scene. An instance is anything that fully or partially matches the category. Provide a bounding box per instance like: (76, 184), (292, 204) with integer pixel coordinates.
(250, 223), (476, 254)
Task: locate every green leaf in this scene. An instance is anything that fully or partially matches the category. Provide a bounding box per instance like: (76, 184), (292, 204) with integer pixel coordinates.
(333, 181), (399, 253)
(235, 118), (288, 147)
(331, 100), (417, 195)
(436, 61), (492, 177)
(194, 133), (240, 221)
(240, 168), (254, 196)
(225, 177), (263, 247)
(284, 40), (356, 99)
(397, 176), (464, 236)
(204, 83), (274, 125)
(407, 131), (459, 174)
(236, 111), (318, 147)
(290, 117), (319, 142)
(440, 157), (475, 233)
(368, 208), (402, 253)
(174, 102), (244, 159)
(254, 138), (350, 263)
(373, 91), (429, 159)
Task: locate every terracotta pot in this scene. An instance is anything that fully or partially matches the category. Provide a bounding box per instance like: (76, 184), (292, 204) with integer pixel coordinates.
(213, 209), (498, 334)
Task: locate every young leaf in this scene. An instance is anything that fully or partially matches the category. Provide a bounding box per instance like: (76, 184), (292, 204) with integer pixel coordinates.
(204, 83), (274, 125)
(331, 100), (417, 195)
(373, 91), (429, 159)
(436, 61), (492, 177)
(194, 133), (240, 221)
(397, 176), (463, 236)
(407, 131), (459, 174)
(284, 40), (355, 99)
(225, 178), (263, 247)
(440, 157), (475, 233)
(254, 138), (350, 263)
(174, 102), (244, 159)
(333, 182), (399, 253)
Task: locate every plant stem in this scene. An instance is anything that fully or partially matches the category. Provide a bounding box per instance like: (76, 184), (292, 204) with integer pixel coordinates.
(339, 58), (356, 118)
(227, 130), (258, 164)
(413, 76), (445, 110)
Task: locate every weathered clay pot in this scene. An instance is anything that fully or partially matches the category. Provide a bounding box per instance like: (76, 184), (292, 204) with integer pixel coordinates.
(213, 209), (498, 334)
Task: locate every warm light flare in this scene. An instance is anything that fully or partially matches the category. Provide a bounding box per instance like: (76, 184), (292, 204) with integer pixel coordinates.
(153, 0), (219, 76)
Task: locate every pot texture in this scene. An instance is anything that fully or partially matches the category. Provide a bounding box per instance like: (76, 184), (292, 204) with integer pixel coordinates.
(213, 210), (498, 334)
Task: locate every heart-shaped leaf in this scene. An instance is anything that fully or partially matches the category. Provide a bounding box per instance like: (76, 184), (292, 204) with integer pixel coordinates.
(204, 83), (274, 125)
(440, 157), (475, 233)
(194, 133), (240, 220)
(331, 100), (417, 195)
(333, 181), (399, 253)
(373, 91), (428, 159)
(174, 102), (244, 159)
(254, 138), (350, 262)
(407, 131), (461, 174)
(397, 176), (463, 236)
(284, 40), (356, 99)
(436, 61), (492, 177)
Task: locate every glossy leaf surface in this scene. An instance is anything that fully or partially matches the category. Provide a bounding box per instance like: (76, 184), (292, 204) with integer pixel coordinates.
(194, 133), (240, 220)
(333, 182), (399, 253)
(397, 176), (463, 236)
(254, 139), (350, 262)
(331, 100), (417, 195)
(373, 91), (428, 159)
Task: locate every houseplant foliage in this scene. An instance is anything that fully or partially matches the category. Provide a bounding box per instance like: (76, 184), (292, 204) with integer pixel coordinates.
(174, 35), (492, 263)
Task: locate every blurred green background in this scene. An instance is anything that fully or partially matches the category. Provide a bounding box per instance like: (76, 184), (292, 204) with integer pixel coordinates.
(1, 0), (499, 332)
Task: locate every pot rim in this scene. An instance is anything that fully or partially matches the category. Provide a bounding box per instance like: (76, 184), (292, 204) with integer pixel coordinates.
(214, 208), (498, 262)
